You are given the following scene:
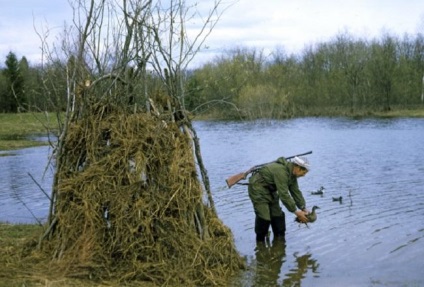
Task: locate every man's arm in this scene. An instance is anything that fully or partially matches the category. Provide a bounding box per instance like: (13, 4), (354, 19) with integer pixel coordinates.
(289, 179), (306, 210)
(271, 166), (297, 212)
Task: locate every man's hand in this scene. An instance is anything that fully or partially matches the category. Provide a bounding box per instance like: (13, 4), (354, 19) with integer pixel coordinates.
(295, 210), (309, 223)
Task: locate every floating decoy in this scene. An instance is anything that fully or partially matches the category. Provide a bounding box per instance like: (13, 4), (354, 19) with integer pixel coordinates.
(295, 206), (320, 227)
(332, 196), (343, 203)
(311, 186), (325, 195)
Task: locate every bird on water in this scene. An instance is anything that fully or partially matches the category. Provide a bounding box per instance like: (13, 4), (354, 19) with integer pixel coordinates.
(311, 186), (325, 195)
(332, 196), (343, 203)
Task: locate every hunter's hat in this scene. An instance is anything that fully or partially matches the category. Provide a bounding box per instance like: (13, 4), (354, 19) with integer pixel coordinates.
(293, 156), (310, 170)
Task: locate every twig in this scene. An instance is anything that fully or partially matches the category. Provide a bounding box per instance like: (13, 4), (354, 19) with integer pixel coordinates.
(28, 172), (51, 201)
(183, 122), (217, 216)
(12, 189), (43, 226)
(37, 217), (58, 249)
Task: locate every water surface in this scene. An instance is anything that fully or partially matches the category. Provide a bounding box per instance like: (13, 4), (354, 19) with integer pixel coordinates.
(0, 145), (53, 223)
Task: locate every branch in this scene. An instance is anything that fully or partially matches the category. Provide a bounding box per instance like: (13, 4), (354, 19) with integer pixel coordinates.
(13, 188), (43, 226)
(28, 172), (51, 201)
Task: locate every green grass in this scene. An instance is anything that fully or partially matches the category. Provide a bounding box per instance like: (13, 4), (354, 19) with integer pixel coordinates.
(373, 107), (424, 117)
(0, 222), (42, 239)
(0, 112), (60, 151)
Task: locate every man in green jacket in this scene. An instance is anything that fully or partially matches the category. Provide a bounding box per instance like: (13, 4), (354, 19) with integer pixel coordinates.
(248, 156), (310, 242)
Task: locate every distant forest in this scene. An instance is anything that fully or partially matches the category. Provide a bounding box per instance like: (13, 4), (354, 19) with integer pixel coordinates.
(1, 31), (423, 119)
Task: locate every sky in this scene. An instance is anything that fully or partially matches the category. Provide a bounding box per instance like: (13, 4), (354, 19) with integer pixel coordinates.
(1, 0), (423, 68)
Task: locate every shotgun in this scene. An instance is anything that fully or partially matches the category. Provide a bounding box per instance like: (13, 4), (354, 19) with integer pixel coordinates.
(225, 150), (312, 188)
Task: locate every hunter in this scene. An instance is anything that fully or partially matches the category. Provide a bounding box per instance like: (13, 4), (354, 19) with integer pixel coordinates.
(248, 156), (310, 242)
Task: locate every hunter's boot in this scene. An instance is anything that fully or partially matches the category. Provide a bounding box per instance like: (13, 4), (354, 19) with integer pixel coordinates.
(271, 215), (286, 241)
(255, 216), (271, 242)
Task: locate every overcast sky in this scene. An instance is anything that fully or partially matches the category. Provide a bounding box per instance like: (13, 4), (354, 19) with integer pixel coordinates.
(1, 0), (423, 67)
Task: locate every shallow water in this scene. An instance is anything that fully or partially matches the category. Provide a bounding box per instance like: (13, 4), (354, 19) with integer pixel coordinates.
(0, 145), (53, 223)
(1, 117), (424, 286)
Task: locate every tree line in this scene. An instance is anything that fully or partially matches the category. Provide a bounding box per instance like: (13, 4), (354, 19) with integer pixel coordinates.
(1, 31), (423, 118)
(186, 32), (424, 119)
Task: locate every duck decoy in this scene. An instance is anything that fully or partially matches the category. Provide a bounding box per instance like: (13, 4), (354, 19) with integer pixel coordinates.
(332, 196), (343, 203)
(295, 206), (320, 228)
(311, 186), (325, 195)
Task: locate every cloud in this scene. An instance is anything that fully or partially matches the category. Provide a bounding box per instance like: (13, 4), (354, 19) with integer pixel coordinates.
(0, 0), (72, 65)
(197, 0), (424, 59)
(1, 0), (423, 67)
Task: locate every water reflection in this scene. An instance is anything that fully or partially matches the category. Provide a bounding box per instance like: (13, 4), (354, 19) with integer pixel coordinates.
(251, 239), (320, 287)
(253, 239), (286, 287)
(282, 253), (319, 286)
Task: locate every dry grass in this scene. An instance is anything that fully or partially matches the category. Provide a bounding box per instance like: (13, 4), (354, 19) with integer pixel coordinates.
(2, 104), (244, 286)
(0, 223), (107, 287)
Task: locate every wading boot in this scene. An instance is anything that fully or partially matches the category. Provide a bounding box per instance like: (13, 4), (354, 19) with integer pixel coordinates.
(271, 215), (286, 241)
(255, 216), (271, 242)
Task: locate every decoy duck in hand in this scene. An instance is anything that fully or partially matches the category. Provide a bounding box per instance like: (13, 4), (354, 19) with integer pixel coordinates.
(311, 186), (325, 195)
(295, 206), (320, 228)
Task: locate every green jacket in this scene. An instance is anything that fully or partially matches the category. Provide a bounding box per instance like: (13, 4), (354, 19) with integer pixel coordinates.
(250, 157), (306, 213)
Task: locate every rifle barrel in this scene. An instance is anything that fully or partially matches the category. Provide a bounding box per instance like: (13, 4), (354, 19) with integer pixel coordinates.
(225, 150), (312, 188)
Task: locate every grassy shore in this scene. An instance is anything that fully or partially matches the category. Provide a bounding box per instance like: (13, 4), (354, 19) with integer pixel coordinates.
(0, 112), (60, 151)
(372, 107), (424, 118)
